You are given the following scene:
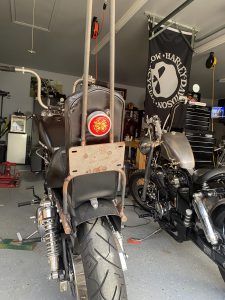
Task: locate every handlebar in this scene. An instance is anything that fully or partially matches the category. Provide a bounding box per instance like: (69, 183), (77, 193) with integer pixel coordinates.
(72, 75), (96, 93)
(0, 65), (16, 72)
(163, 96), (189, 131)
(0, 65), (48, 109)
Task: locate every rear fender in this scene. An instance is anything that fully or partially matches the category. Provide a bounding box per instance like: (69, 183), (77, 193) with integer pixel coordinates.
(72, 199), (121, 230)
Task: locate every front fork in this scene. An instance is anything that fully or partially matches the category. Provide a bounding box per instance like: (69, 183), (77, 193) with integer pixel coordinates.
(141, 145), (154, 202)
(106, 216), (128, 271)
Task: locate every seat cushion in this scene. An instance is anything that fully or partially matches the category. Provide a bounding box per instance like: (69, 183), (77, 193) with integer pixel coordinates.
(65, 86), (125, 149)
(46, 147), (66, 188)
(193, 168), (225, 185)
(64, 85), (125, 205)
(38, 115), (65, 153)
(72, 172), (118, 207)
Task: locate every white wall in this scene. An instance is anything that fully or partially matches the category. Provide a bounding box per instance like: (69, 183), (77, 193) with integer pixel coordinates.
(117, 83), (145, 109)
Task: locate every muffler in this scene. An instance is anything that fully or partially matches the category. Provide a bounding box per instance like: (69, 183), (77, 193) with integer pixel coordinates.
(193, 192), (218, 245)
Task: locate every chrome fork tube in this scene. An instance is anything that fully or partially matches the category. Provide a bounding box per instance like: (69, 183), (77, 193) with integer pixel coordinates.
(193, 192), (218, 245)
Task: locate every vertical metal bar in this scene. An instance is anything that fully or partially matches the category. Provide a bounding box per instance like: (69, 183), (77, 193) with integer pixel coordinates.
(191, 28), (196, 48)
(0, 96), (3, 119)
(110, 0), (115, 143)
(81, 0), (93, 146)
(141, 145), (154, 202)
(118, 169), (127, 222)
(0, 96), (3, 133)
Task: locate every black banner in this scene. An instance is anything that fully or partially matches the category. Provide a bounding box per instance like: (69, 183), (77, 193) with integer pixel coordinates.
(145, 25), (193, 128)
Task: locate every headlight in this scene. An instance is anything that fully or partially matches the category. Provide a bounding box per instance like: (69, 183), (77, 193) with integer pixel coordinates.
(139, 137), (151, 155)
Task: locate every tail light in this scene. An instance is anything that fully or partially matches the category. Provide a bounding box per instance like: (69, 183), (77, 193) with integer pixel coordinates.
(87, 111), (111, 137)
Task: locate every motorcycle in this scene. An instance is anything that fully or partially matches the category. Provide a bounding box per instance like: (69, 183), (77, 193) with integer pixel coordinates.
(215, 139), (225, 167)
(0, 1), (128, 299)
(129, 98), (225, 282)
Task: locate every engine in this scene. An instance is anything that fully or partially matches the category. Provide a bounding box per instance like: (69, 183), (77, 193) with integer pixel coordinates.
(151, 167), (190, 219)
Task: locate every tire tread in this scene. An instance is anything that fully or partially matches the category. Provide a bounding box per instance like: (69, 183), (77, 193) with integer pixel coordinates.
(78, 218), (127, 300)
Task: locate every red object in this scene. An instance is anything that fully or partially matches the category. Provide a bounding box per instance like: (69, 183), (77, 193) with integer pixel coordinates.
(127, 238), (142, 245)
(0, 162), (20, 188)
(91, 17), (100, 40)
(87, 111), (111, 137)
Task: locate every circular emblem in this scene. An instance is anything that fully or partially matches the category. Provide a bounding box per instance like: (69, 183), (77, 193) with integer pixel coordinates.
(147, 52), (188, 109)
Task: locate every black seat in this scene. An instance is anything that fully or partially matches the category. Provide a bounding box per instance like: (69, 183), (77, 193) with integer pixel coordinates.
(193, 168), (225, 185)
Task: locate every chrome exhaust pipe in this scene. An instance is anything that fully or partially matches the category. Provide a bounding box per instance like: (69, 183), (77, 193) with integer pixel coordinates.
(193, 192), (218, 245)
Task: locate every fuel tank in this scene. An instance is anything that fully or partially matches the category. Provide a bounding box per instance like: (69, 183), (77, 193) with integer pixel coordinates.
(161, 132), (195, 171)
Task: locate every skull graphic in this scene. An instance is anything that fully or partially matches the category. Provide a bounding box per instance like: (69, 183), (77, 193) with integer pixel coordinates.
(151, 61), (178, 99)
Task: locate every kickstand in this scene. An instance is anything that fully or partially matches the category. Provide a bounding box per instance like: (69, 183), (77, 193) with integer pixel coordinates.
(16, 230), (40, 243)
(127, 228), (162, 244)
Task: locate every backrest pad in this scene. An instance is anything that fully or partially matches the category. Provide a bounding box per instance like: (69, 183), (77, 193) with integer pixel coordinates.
(64, 85), (125, 206)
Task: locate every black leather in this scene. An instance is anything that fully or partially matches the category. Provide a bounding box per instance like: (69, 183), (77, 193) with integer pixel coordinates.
(65, 86), (124, 149)
(46, 147), (66, 188)
(65, 86), (125, 205)
(193, 168), (225, 185)
(38, 115), (65, 153)
(72, 172), (118, 205)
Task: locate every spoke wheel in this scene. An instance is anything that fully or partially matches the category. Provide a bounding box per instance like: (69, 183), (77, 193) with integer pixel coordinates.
(129, 170), (158, 212)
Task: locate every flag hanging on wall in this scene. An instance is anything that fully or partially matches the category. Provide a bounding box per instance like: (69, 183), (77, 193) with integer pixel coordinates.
(145, 23), (193, 128)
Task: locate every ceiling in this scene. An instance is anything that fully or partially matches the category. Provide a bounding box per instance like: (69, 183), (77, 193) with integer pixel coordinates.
(1, 0), (225, 99)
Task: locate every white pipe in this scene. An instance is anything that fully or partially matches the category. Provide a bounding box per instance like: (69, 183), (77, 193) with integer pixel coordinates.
(82, 0), (93, 146)
(110, 0), (115, 143)
(15, 67), (48, 109)
(72, 78), (83, 93)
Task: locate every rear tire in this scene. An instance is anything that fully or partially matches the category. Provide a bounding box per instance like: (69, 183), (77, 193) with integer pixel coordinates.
(77, 217), (127, 299)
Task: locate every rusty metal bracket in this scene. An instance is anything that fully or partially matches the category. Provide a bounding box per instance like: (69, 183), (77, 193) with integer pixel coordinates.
(63, 142), (127, 223)
(55, 196), (72, 235)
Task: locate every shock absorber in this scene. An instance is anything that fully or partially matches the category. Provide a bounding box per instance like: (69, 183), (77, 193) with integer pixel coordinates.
(39, 199), (60, 279)
(184, 209), (193, 227)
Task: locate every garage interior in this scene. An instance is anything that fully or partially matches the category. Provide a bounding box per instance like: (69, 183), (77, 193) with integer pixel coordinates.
(1, 0), (225, 299)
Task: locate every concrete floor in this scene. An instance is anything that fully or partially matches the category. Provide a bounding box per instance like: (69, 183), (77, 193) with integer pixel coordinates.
(0, 170), (225, 300)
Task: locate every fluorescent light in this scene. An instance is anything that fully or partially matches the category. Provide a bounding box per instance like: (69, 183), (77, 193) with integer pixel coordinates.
(91, 0), (149, 55)
(195, 34), (225, 54)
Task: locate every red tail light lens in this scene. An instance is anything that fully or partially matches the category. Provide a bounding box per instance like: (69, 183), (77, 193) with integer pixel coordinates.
(87, 111), (111, 137)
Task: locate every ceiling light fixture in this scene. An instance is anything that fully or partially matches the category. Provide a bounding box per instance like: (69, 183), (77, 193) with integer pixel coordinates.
(91, 0), (149, 55)
(28, 0), (36, 54)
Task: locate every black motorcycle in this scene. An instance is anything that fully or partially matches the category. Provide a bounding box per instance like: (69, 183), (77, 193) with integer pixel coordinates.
(130, 99), (225, 282)
(0, 2), (128, 298)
